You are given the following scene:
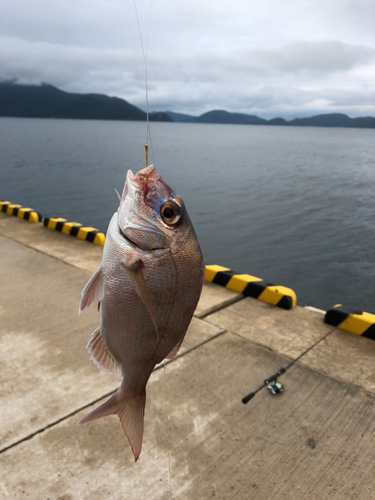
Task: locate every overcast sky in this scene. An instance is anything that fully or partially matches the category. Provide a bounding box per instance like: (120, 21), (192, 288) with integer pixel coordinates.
(1, 0), (375, 118)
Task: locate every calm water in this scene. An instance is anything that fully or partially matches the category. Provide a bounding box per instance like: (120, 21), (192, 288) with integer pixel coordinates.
(1, 117), (374, 313)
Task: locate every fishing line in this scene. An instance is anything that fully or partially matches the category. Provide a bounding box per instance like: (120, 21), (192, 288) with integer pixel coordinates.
(163, 360), (173, 499)
(242, 313), (357, 403)
(133, 0), (155, 166)
(133, 0), (172, 491)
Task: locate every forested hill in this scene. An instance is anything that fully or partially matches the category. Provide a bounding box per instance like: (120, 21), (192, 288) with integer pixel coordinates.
(0, 82), (171, 122)
(1, 81), (374, 128)
(165, 110), (375, 128)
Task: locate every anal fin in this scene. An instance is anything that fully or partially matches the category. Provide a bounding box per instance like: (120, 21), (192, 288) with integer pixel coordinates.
(87, 327), (123, 381)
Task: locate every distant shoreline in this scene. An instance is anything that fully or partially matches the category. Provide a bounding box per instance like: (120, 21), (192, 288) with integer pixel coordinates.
(1, 81), (375, 130)
(3, 115), (375, 132)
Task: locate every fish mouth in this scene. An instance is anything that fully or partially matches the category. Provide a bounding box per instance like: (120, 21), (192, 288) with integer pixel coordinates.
(130, 165), (158, 184)
(127, 165), (159, 201)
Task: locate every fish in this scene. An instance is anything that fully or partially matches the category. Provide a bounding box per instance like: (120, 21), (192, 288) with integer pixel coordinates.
(78, 164), (204, 461)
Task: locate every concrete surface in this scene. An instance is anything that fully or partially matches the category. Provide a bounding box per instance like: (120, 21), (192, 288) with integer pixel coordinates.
(0, 233), (223, 450)
(194, 281), (244, 319)
(0, 212), (374, 500)
(0, 213), (102, 273)
(2, 334), (375, 500)
(0, 214), (246, 318)
(205, 298), (375, 395)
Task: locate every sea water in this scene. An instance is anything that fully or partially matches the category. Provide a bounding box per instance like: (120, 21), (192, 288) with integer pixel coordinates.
(1, 117), (374, 312)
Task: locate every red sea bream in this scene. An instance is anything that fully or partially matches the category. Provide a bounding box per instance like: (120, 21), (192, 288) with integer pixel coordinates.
(78, 165), (204, 460)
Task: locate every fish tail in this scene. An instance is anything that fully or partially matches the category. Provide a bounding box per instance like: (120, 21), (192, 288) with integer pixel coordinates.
(79, 386), (146, 461)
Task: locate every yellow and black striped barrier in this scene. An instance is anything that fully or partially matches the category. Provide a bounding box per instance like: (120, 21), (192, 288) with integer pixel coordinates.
(324, 305), (375, 340)
(43, 217), (105, 246)
(205, 265), (297, 310)
(0, 201), (42, 223)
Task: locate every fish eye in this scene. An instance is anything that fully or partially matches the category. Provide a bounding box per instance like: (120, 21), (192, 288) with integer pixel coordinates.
(160, 201), (182, 226)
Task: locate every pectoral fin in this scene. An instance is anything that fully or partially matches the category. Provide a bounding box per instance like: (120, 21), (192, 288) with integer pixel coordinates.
(79, 265), (104, 313)
(121, 259), (159, 339)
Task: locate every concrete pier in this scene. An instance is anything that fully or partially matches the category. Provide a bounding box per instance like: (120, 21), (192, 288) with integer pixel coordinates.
(1, 212), (374, 499)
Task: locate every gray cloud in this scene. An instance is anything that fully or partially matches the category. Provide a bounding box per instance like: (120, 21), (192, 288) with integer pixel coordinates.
(1, 0), (375, 118)
(249, 41), (375, 74)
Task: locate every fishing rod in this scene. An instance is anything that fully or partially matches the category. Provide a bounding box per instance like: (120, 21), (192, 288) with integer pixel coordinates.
(242, 311), (359, 404)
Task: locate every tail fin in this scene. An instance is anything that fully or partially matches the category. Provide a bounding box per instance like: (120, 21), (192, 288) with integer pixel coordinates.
(79, 387), (146, 461)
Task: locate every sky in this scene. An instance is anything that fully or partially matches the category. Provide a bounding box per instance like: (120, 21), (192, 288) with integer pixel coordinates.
(1, 0), (375, 118)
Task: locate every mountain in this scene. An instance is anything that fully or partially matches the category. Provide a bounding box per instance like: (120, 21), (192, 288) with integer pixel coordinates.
(166, 109), (267, 125)
(192, 111), (375, 128)
(1, 81), (374, 129)
(288, 113), (375, 128)
(0, 81), (172, 122)
(149, 111), (173, 122)
(165, 111), (196, 122)
(192, 110), (267, 125)
(268, 117), (288, 125)
(351, 116), (375, 128)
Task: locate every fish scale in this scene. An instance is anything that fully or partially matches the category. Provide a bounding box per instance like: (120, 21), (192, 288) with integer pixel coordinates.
(78, 164), (203, 461)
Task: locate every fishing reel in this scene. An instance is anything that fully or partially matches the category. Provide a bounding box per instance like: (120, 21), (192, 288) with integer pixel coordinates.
(242, 316), (351, 405)
(267, 380), (284, 395)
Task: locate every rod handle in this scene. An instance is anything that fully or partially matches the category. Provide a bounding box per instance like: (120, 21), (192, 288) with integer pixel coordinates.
(242, 393), (255, 404)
